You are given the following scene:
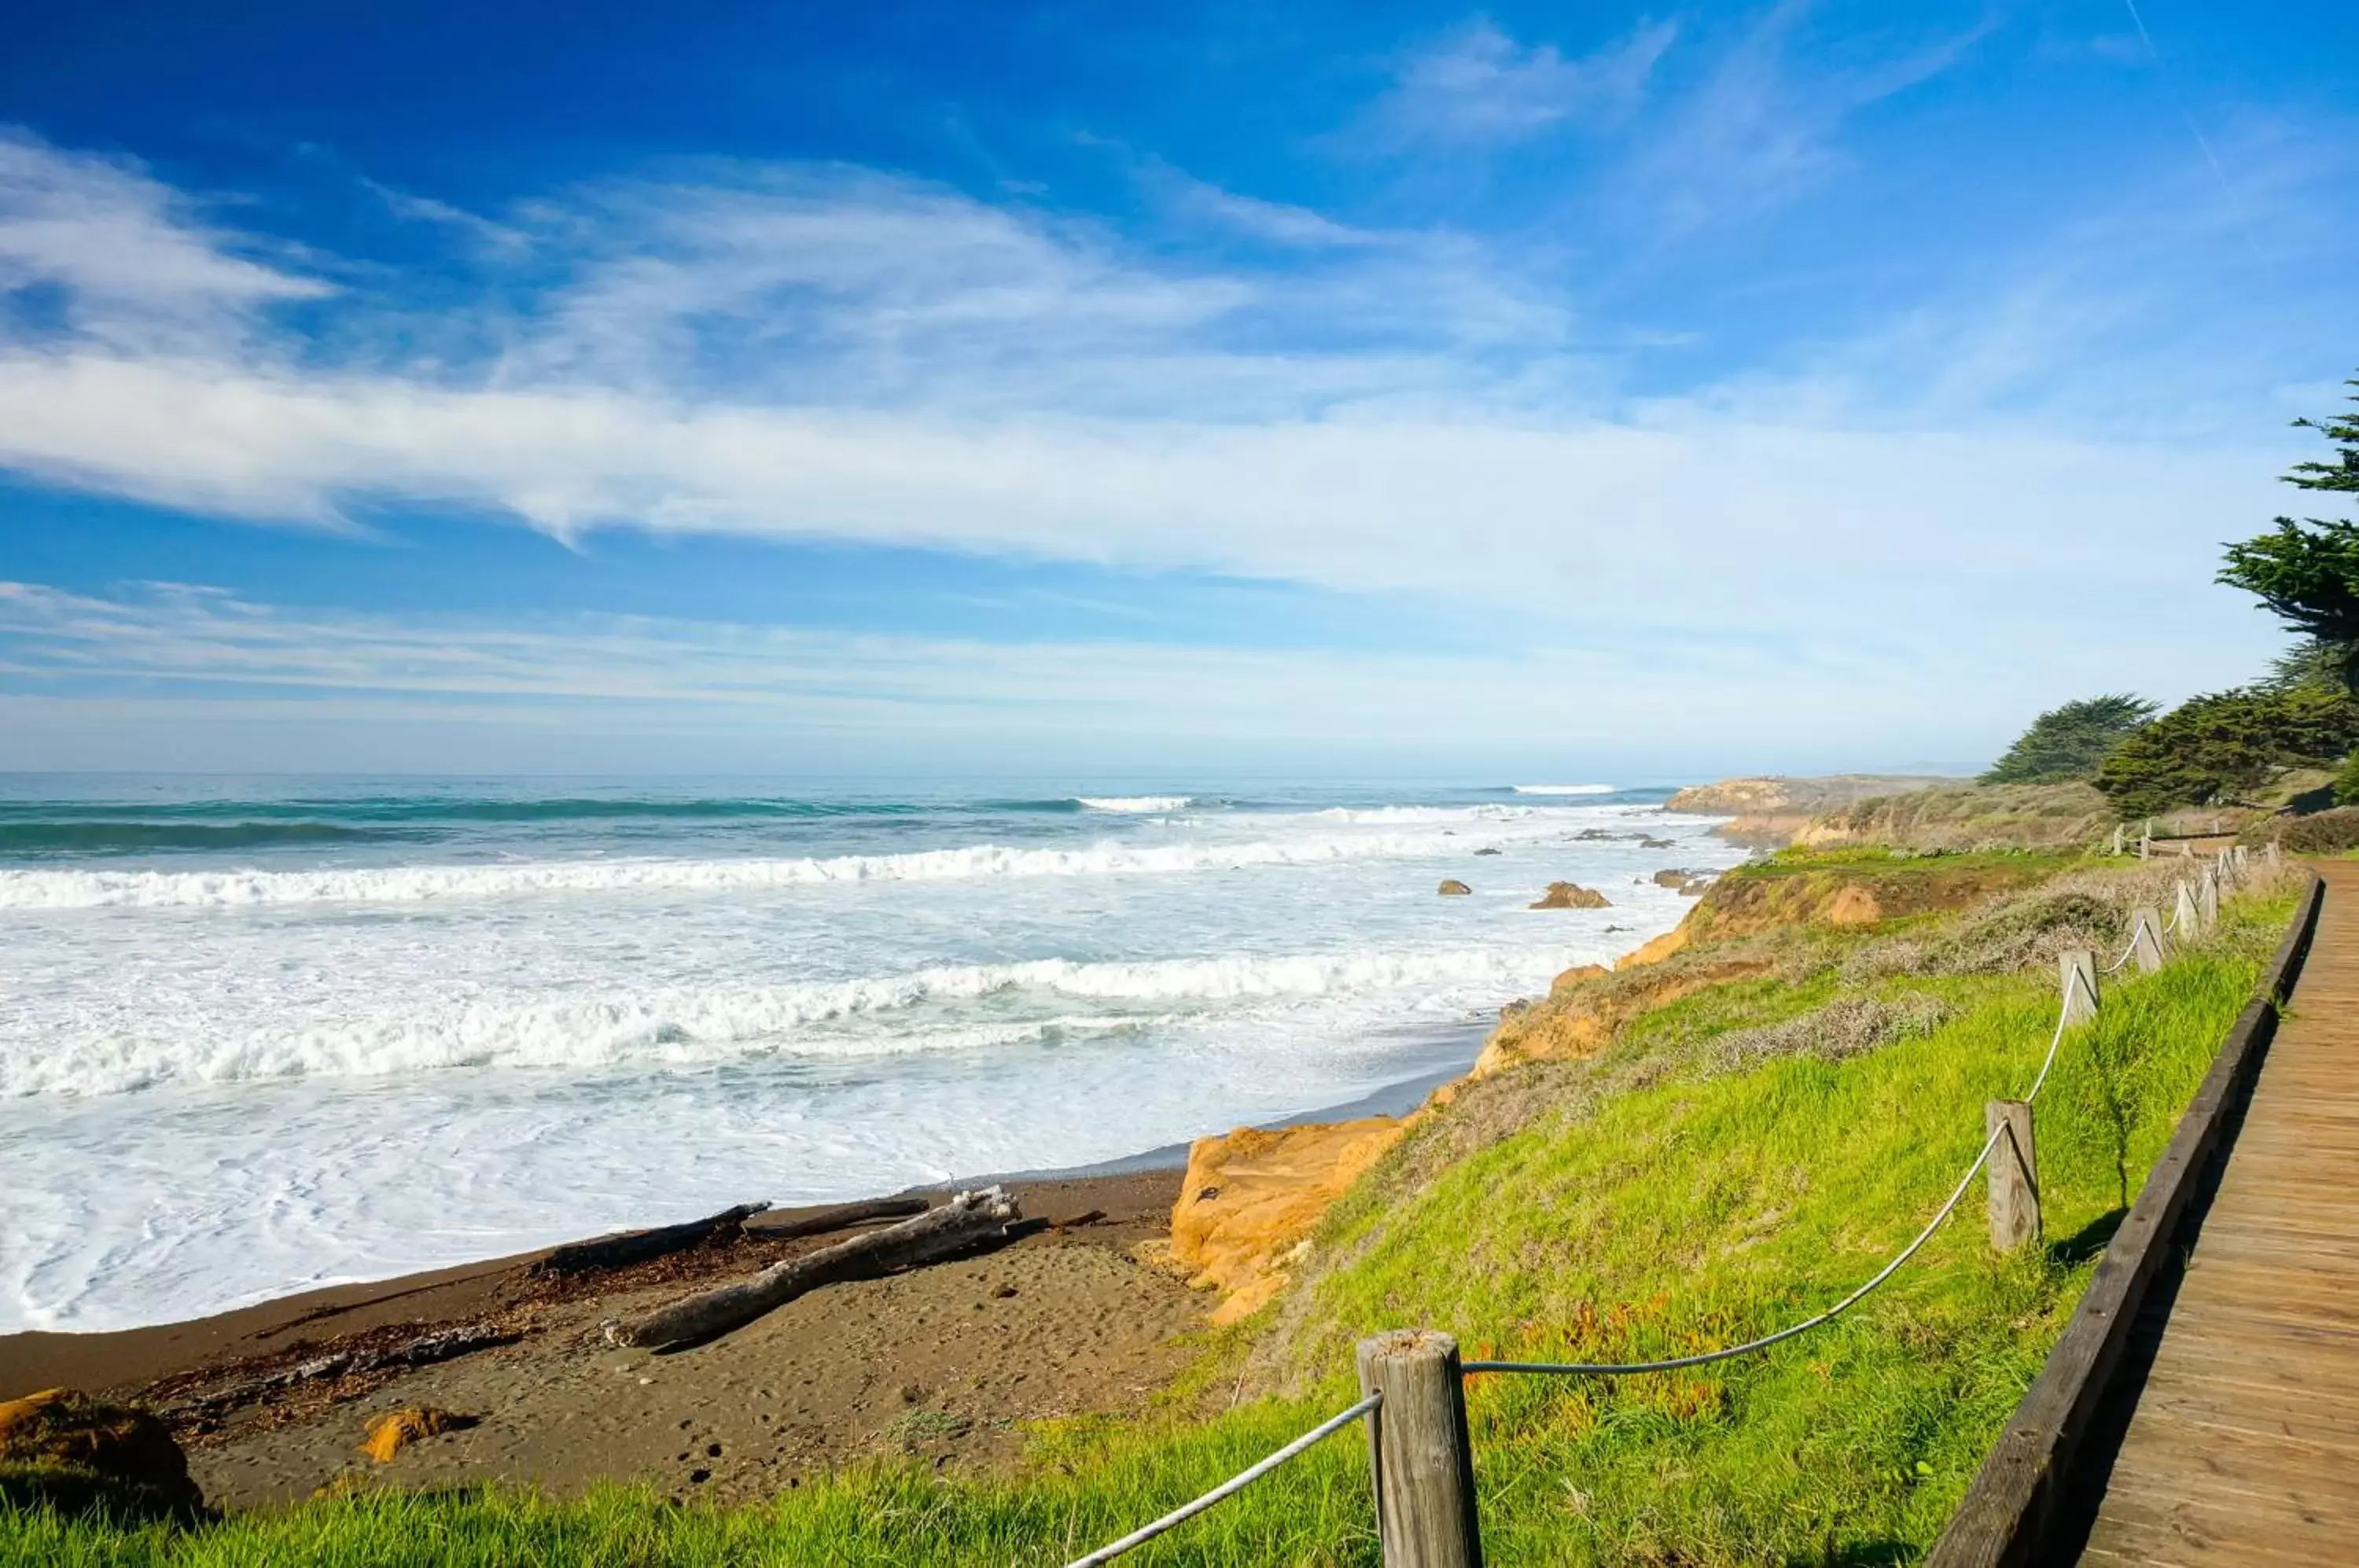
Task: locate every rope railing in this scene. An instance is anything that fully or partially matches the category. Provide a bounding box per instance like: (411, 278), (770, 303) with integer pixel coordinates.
(1061, 1393), (1382, 1567)
(1064, 852), (2258, 1566)
(1465, 944), (2087, 1378)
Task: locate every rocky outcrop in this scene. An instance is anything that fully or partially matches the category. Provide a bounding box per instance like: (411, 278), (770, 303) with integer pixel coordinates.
(1663, 775), (1954, 815)
(1437, 879), (1472, 896)
(1472, 954), (1777, 1078)
(1551, 962), (1609, 992)
(1651, 868), (1692, 888)
(1662, 775), (1958, 848)
(0, 1388), (204, 1521)
(1618, 927), (1689, 968)
(1169, 1119), (1406, 1325)
(360, 1406), (477, 1463)
(1529, 882), (1610, 910)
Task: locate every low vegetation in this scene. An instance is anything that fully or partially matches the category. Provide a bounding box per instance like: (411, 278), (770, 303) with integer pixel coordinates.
(5, 849), (2300, 1566)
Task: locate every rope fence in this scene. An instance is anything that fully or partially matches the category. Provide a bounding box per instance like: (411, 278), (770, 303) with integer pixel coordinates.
(1063, 840), (2269, 1567)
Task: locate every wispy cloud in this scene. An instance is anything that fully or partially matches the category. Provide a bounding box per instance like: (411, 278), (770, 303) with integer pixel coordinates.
(0, 131), (329, 355)
(1357, 17), (1677, 151)
(1617, 4), (1988, 240)
(0, 90), (2341, 760)
(0, 577), (2232, 772)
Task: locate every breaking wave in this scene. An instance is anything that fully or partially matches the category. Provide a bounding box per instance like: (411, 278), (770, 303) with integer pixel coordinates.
(2, 945), (1559, 1098)
(0, 824), (1588, 911)
(1073, 796), (1194, 813)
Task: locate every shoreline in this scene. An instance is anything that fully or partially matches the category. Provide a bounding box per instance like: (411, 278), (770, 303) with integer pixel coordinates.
(0, 1027), (1489, 1404)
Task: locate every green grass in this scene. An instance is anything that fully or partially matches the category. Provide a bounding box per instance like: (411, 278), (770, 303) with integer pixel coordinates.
(2, 892), (2292, 1567)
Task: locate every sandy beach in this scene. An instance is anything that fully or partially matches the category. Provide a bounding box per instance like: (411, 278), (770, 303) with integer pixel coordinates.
(0, 1169), (1196, 1508)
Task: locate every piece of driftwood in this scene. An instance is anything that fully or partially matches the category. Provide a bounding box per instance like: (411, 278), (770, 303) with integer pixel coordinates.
(743, 1195), (928, 1242)
(530, 1201), (771, 1278)
(164, 1322), (520, 1417)
(605, 1187), (1021, 1350)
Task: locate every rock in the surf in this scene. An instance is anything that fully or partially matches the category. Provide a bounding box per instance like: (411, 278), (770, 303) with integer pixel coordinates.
(1437, 878), (1472, 896)
(1529, 881), (1610, 910)
(0, 1388), (204, 1521)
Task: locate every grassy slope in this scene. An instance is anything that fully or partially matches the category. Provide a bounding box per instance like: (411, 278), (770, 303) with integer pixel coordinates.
(3, 878), (2293, 1567)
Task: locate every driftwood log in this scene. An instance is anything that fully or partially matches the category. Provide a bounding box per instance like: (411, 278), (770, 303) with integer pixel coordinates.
(163, 1322), (519, 1417)
(745, 1195), (928, 1242)
(530, 1201), (771, 1278)
(605, 1187), (1021, 1350)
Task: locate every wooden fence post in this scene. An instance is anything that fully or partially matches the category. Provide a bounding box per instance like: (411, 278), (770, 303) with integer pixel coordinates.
(2199, 868), (2219, 929)
(2111, 824), (2125, 856)
(1358, 1331), (1483, 1568)
(2060, 950), (2097, 1026)
(1985, 1100), (2040, 1251)
(2266, 839), (2282, 866)
(2138, 822), (2152, 860)
(2175, 879), (2199, 939)
(2129, 907), (2164, 973)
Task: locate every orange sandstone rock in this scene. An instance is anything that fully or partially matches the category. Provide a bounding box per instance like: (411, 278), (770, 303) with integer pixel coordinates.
(1827, 884), (1882, 926)
(1617, 926), (1690, 969)
(1169, 1118), (1405, 1325)
(1551, 962), (1610, 992)
(359, 1406), (477, 1463)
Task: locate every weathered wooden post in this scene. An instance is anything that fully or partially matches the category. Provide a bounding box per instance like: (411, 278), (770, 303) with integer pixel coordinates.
(1358, 1331), (1483, 1568)
(2110, 824), (2125, 856)
(1985, 1100), (2040, 1251)
(2175, 880), (2199, 938)
(2129, 907), (2164, 973)
(2060, 950), (2098, 1026)
(2198, 868), (2219, 929)
(2138, 821), (2152, 860)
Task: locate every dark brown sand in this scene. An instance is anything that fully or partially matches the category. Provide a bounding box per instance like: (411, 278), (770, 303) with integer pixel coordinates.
(0, 1170), (1197, 1509)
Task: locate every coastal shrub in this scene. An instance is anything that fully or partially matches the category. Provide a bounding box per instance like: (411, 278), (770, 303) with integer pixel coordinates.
(1709, 992), (1957, 1069)
(1980, 694), (2155, 784)
(2092, 684), (2359, 817)
(2336, 751), (2359, 807)
(2259, 806), (2359, 856)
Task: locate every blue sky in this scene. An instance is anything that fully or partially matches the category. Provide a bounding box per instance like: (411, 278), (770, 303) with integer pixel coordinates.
(0, 1), (2352, 777)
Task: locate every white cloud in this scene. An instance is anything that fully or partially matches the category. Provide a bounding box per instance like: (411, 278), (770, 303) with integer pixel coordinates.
(1360, 17), (1676, 150)
(1617, 5), (1987, 239)
(0, 114), (2339, 770)
(0, 131), (329, 355)
(0, 577), (2253, 775)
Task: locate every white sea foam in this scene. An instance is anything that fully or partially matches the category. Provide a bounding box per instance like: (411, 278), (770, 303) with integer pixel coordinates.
(0, 944), (1566, 1099)
(1511, 783), (1616, 796)
(1075, 795), (1194, 812)
(0, 778), (1749, 1331)
(0, 825), (1588, 910)
(1314, 804), (1534, 823)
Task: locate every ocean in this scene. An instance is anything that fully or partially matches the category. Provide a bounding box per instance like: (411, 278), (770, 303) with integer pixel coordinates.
(0, 777), (1739, 1333)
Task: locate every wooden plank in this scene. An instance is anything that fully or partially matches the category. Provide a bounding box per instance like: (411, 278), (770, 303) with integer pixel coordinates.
(2062, 859), (2359, 1565)
(1923, 873), (2327, 1568)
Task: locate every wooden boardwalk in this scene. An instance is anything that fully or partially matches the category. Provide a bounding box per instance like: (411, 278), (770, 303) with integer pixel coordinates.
(2074, 859), (2359, 1565)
